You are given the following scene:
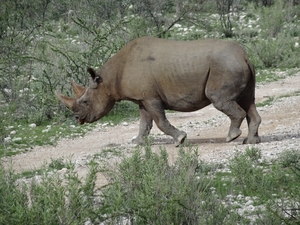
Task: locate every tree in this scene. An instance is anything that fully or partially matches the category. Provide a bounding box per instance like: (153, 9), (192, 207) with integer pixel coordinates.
(216, 0), (234, 37)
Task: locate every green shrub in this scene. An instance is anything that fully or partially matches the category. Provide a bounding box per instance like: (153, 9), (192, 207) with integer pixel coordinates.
(1, 145), (300, 224)
(229, 147), (265, 194)
(229, 148), (300, 224)
(279, 149), (300, 174)
(246, 33), (300, 69)
(103, 101), (140, 124)
(0, 160), (99, 225)
(98, 144), (243, 224)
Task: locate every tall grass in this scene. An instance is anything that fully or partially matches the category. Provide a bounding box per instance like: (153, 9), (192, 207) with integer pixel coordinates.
(1, 145), (299, 224)
(98, 144), (238, 224)
(0, 159), (99, 225)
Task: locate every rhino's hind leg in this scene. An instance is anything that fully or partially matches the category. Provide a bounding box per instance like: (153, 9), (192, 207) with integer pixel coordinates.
(143, 100), (187, 146)
(243, 103), (261, 144)
(132, 105), (153, 145)
(213, 100), (246, 142)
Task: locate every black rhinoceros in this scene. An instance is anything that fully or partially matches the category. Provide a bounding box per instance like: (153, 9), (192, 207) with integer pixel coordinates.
(56, 36), (261, 146)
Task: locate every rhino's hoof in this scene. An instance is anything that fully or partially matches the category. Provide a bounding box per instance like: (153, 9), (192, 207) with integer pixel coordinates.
(175, 132), (187, 147)
(226, 129), (242, 142)
(132, 137), (145, 145)
(243, 136), (261, 144)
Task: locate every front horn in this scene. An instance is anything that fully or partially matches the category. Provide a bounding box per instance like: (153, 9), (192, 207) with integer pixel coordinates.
(55, 91), (75, 109)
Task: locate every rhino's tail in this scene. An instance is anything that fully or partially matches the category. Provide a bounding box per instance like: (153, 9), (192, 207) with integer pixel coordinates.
(245, 56), (256, 83)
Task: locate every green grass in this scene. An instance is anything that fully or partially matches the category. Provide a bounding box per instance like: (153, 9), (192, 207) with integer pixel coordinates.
(0, 158), (99, 225)
(257, 91), (300, 107)
(1, 144), (300, 224)
(0, 101), (139, 157)
(98, 145), (300, 224)
(93, 147), (123, 160)
(256, 96), (275, 107)
(256, 70), (281, 83)
(101, 101), (140, 124)
(256, 68), (299, 83)
(14, 158), (74, 179)
(0, 119), (95, 157)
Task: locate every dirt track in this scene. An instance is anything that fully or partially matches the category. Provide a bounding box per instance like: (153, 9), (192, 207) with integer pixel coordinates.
(3, 70), (300, 187)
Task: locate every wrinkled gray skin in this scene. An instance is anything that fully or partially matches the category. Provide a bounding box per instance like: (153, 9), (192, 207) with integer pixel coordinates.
(56, 36), (261, 146)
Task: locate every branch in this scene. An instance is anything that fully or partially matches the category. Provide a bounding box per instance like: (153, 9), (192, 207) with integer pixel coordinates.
(160, 10), (188, 37)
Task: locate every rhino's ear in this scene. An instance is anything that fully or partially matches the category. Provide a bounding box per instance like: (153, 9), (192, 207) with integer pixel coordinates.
(55, 91), (75, 109)
(87, 67), (103, 84)
(70, 79), (86, 98)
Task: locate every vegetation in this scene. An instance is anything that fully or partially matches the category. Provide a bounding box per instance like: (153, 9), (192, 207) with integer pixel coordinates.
(0, 145), (299, 224)
(1, 0), (300, 148)
(0, 0), (300, 223)
(0, 158), (99, 225)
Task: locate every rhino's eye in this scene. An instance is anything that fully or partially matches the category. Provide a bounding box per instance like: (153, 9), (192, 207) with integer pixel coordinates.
(82, 100), (89, 105)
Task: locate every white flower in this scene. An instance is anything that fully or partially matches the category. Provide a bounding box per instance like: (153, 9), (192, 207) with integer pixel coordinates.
(295, 42), (299, 48)
(29, 123), (36, 128)
(174, 23), (182, 28)
(4, 137), (11, 142)
(12, 137), (22, 142)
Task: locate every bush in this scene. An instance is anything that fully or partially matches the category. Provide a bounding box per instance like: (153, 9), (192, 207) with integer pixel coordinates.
(98, 144), (243, 224)
(229, 147), (265, 194)
(246, 33), (300, 69)
(229, 148), (300, 224)
(239, 0), (300, 69)
(0, 160), (99, 225)
(1, 145), (300, 224)
(279, 149), (300, 169)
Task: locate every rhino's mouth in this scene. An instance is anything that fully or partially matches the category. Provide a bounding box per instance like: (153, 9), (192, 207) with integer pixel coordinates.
(78, 118), (85, 125)
(75, 115), (86, 125)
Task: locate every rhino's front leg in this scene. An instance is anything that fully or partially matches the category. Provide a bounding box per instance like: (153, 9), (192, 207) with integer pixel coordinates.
(143, 100), (187, 146)
(132, 105), (153, 145)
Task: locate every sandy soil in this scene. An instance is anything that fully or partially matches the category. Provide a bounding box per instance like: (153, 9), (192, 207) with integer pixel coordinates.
(2, 70), (300, 187)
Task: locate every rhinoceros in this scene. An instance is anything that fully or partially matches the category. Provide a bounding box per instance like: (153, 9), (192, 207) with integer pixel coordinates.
(56, 36), (261, 146)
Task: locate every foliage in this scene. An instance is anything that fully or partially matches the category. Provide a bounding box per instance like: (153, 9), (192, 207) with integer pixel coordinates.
(1, 145), (300, 224)
(0, 100), (139, 156)
(74, 144), (244, 224)
(1, 1), (300, 223)
(216, 0), (234, 37)
(0, 119), (94, 157)
(244, 0), (300, 69)
(228, 148), (300, 224)
(0, 159), (99, 225)
(0, 0), (300, 147)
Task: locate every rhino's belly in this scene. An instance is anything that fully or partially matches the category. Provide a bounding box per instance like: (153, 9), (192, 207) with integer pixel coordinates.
(163, 94), (211, 112)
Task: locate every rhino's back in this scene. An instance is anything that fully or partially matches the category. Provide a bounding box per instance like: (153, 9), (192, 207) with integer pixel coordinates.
(115, 37), (250, 111)
(122, 36), (245, 80)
